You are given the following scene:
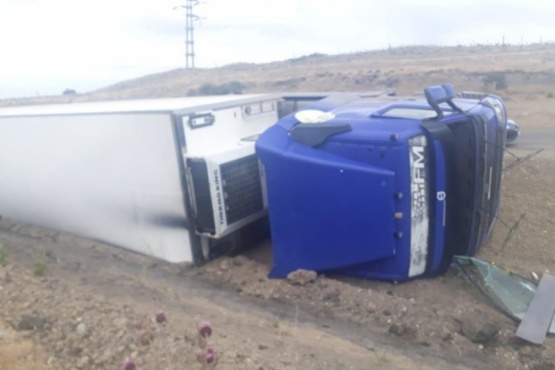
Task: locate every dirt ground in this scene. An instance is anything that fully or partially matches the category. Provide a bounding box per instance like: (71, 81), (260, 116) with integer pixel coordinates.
(2, 44), (555, 369)
(1, 148), (554, 369)
(0, 225), (472, 370)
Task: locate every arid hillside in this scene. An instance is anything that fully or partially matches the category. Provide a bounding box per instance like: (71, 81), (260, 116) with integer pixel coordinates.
(2, 44), (555, 127)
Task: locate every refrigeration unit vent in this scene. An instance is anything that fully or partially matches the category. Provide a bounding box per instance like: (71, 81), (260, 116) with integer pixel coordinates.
(187, 159), (216, 233)
(220, 155), (264, 224)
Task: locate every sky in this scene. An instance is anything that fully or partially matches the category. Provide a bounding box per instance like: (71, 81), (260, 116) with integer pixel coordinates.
(1, 0), (555, 98)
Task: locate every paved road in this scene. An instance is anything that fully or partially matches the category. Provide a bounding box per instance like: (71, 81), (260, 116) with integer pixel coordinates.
(514, 128), (555, 150)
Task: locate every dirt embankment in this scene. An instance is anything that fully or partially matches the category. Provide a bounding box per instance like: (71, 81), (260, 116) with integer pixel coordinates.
(1, 152), (555, 369)
(0, 225), (470, 370)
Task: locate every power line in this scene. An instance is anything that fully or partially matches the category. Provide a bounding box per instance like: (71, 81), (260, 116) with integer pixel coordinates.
(174, 0), (203, 69)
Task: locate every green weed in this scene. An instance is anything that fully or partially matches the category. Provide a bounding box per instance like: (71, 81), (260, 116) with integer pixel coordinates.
(33, 260), (48, 276)
(0, 244), (6, 266)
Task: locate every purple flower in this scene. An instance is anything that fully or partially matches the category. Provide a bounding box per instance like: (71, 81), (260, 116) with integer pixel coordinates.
(206, 348), (216, 364)
(198, 321), (212, 338)
(155, 310), (166, 324)
(121, 359), (136, 370)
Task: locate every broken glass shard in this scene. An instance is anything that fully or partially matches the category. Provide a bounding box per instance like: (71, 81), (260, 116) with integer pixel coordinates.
(454, 256), (554, 335)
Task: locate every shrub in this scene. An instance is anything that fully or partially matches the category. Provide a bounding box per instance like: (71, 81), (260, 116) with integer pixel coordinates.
(483, 72), (508, 90)
(189, 81), (246, 96)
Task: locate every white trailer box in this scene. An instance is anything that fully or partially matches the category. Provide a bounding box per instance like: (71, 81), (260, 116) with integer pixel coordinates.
(0, 94), (283, 263)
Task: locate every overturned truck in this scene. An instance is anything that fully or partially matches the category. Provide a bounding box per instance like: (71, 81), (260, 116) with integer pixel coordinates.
(0, 85), (507, 280)
(257, 85), (507, 280)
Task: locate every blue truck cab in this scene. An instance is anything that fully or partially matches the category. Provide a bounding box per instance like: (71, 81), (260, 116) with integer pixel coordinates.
(256, 84), (507, 281)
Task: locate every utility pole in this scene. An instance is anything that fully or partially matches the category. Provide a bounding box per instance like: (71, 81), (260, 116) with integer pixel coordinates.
(174, 0), (202, 69)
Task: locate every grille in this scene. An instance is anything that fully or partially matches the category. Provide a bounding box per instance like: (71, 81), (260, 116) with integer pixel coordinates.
(449, 120), (479, 254)
(220, 155), (264, 225)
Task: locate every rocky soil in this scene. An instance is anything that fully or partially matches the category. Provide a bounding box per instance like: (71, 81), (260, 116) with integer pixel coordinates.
(0, 224), (469, 370)
(1, 151), (555, 370)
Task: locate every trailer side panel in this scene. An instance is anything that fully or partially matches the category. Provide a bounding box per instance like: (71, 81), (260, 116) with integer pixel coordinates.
(0, 113), (192, 262)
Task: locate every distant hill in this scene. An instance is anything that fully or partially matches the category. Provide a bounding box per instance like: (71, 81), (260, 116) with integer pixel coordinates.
(3, 44), (555, 127)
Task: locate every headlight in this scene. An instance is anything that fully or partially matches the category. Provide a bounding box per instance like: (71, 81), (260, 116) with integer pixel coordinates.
(408, 135), (430, 277)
